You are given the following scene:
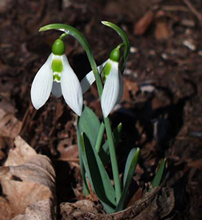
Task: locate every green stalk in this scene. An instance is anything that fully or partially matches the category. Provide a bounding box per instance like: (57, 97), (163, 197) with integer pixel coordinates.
(40, 23), (122, 203)
(104, 117), (121, 203)
(95, 122), (105, 153)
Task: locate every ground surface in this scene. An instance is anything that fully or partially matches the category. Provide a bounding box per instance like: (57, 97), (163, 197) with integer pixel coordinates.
(0, 0), (202, 219)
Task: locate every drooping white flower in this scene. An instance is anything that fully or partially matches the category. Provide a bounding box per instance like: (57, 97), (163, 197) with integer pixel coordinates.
(101, 59), (123, 117)
(31, 39), (83, 116)
(80, 47), (123, 118)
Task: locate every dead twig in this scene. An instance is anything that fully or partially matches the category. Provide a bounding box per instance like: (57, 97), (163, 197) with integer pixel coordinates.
(183, 0), (202, 25)
(162, 5), (189, 12)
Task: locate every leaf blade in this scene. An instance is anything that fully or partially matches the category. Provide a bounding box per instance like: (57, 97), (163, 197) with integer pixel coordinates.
(80, 133), (116, 213)
(152, 158), (167, 188)
(115, 148), (140, 211)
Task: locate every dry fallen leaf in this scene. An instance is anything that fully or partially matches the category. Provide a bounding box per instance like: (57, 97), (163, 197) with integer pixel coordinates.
(0, 136), (56, 220)
(154, 11), (171, 41)
(60, 187), (174, 220)
(134, 10), (154, 36)
(0, 109), (22, 138)
(155, 20), (170, 40)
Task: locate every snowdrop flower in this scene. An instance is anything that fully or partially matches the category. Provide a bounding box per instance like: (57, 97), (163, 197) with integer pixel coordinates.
(80, 47), (123, 117)
(101, 48), (123, 117)
(31, 39), (83, 116)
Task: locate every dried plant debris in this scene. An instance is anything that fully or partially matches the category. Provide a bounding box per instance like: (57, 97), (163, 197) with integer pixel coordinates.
(60, 187), (174, 220)
(0, 109), (22, 138)
(0, 136), (56, 220)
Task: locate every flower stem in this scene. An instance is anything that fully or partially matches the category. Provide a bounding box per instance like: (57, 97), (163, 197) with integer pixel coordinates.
(104, 117), (121, 203)
(95, 122), (105, 153)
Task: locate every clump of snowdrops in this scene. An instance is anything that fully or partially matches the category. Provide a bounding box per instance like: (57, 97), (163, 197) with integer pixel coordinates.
(31, 21), (166, 214)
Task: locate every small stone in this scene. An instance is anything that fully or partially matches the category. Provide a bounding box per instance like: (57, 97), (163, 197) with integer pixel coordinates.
(183, 39), (196, 51)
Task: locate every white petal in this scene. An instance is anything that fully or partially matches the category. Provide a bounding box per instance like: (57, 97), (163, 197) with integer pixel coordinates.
(52, 81), (62, 98)
(101, 61), (120, 117)
(61, 55), (83, 116)
(80, 60), (108, 94)
(31, 54), (53, 109)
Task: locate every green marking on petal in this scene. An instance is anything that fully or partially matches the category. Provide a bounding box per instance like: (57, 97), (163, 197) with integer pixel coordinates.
(53, 74), (61, 82)
(51, 58), (63, 73)
(103, 62), (112, 83)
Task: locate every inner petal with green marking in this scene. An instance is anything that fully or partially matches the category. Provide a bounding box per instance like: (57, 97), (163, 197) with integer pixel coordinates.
(51, 57), (63, 72)
(102, 61), (112, 83)
(53, 72), (61, 82)
(51, 57), (63, 82)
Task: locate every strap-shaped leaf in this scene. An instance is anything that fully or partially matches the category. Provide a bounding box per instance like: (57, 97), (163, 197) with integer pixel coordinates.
(115, 148), (140, 211)
(76, 126), (89, 195)
(123, 148), (139, 187)
(78, 105), (100, 147)
(80, 133), (116, 213)
(152, 158), (167, 188)
(77, 106), (101, 193)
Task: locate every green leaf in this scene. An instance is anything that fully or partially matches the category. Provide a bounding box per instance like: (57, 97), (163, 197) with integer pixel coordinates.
(101, 21), (130, 72)
(80, 133), (116, 213)
(77, 106), (101, 194)
(115, 148), (140, 212)
(78, 105), (100, 147)
(76, 126), (89, 195)
(123, 148), (139, 187)
(152, 158), (167, 188)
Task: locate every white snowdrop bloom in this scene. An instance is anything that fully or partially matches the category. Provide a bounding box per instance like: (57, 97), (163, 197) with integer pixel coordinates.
(31, 39), (83, 116)
(101, 59), (123, 118)
(80, 47), (123, 118)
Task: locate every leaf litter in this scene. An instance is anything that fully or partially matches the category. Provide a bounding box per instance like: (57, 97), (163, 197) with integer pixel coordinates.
(0, 136), (56, 220)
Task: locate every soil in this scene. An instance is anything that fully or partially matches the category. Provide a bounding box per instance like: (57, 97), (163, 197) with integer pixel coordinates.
(0, 0), (202, 219)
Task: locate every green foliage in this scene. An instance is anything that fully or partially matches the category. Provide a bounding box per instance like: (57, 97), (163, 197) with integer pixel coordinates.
(152, 158), (167, 188)
(115, 148), (140, 211)
(80, 133), (116, 213)
(78, 105), (100, 147)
